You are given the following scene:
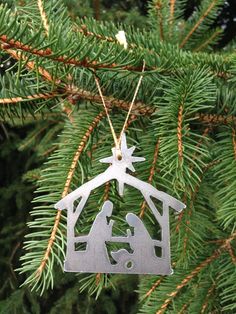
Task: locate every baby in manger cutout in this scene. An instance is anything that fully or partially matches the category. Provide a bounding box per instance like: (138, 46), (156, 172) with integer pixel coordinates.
(76, 200), (162, 271)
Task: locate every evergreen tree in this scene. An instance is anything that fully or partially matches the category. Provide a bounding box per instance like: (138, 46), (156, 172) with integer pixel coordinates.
(0, 0), (236, 313)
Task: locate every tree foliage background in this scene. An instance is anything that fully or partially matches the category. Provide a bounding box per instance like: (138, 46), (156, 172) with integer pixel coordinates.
(0, 0), (236, 313)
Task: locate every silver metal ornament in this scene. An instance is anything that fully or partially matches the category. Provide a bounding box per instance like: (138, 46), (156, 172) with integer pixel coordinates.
(55, 134), (185, 275)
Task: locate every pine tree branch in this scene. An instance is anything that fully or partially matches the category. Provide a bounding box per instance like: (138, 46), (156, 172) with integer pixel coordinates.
(77, 21), (229, 79)
(176, 153), (215, 233)
(1, 41), (153, 116)
(140, 138), (160, 218)
(189, 126), (211, 171)
(2, 46), (55, 82)
(156, 250), (219, 313)
(156, 232), (236, 313)
(36, 111), (106, 277)
(0, 92), (57, 104)
(179, 126), (211, 251)
(61, 109), (104, 196)
(180, 0), (218, 48)
(0, 52), (152, 117)
(77, 23), (162, 61)
(0, 35), (232, 80)
(37, 0), (49, 37)
(19, 125), (50, 151)
(193, 29), (221, 52)
(0, 35), (143, 71)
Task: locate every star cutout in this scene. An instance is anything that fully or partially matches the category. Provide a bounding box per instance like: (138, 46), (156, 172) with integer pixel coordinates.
(100, 134), (145, 172)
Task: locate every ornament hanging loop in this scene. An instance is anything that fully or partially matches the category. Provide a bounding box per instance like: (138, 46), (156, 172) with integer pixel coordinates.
(116, 147), (122, 160)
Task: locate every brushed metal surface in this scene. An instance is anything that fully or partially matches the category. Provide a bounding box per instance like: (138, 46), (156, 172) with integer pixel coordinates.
(55, 134), (185, 275)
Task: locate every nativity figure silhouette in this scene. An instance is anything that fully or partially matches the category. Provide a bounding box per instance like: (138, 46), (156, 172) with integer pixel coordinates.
(71, 200), (163, 273)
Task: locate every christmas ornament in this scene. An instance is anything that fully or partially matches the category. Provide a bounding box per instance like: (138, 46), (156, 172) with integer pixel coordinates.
(55, 134), (185, 275)
(55, 65), (185, 275)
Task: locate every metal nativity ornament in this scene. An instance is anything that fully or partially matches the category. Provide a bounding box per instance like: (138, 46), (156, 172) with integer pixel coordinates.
(55, 134), (185, 275)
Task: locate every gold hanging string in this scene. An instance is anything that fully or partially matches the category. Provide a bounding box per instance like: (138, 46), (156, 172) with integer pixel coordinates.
(118, 61), (145, 147)
(94, 75), (119, 149)
(94, 61), (145, 156)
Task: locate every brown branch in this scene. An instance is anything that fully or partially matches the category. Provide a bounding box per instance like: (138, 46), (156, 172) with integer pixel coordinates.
(4, 79), (234, 126)
(19, 125), (49, 150)
(0, 35), (232, 81)
(1, 33), (233, 81)
(178, 300), (192, 314)
(78, 25), (231, 80)
(103, 181), (110, 201)
(193, 29), (221, 52)
(142, 263), (176, 300)
(1, 47), (55, 82)
(2, 42), (152, 116)
(155, 1), (164, 41)
(143, 278), (163, 299)
(36, 111), (106, 277)
(156, 231), (236, 314)
(0, 51), (152, 117)
(79, 24), (117, 44)
(96, 273), (101, 285)
(200, 282), (215, 313)
(37, 0), (49, 36)
(177, 105), (183, 162)
(93, 0), (100, 20)
(232, 128), (236, 160)
(169, 0), (176, 27)
(69, 96), (236, 126)
(1, 41), (235, 124)
(78, 24), (160, 61)
(180, 0), (218, 48)
(226, 242), (236, 264)
(156, 250), (220, 314)
(68, 86), (154, 116)
(62, 112), (106, 196)
(140, 138), (160, 218)
(196, 113), (236, 125)
(42, 145), (58, 157)
(0, 92), (56, 104)
(0, 35), (144, 71)
(124, 114), (137, 131)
